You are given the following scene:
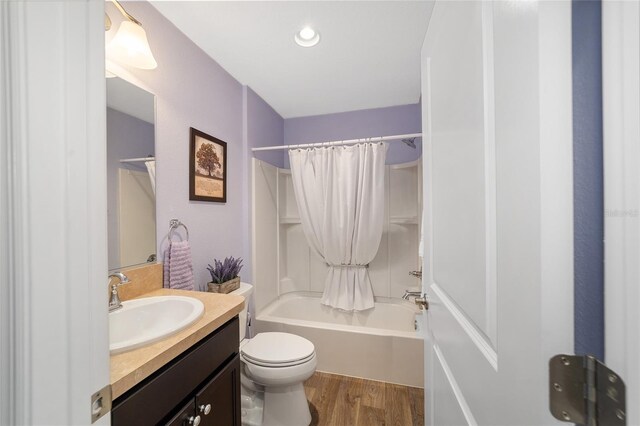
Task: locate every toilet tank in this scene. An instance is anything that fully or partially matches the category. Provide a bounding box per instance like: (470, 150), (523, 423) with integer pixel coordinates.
(230, 282), (253, 341)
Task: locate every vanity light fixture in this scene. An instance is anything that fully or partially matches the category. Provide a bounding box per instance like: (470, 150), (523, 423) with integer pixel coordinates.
(106, 0), (157, 70)
(294, 26), (320, 48)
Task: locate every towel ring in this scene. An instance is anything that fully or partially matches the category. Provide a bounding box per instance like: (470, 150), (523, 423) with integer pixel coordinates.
(169, 219), (189, 242)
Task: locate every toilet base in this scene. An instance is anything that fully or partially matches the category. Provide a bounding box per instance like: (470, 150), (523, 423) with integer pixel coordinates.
(262, 383), (311, 426)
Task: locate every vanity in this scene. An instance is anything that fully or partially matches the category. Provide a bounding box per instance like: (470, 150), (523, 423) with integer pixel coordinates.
(109, 286), (244, 426)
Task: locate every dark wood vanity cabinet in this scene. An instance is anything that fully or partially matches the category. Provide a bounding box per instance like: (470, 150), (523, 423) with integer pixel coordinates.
(166, 356), (241, 426)
(165, 400), (197, 426)
(112, 317), (241, 426)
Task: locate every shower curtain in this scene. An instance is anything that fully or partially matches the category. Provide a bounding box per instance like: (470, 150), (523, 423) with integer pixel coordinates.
(145, 160), (156, 195)
(289, 142), (387, 311)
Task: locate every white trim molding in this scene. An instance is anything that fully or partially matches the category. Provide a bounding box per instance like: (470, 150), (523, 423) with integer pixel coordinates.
(480, 1), (498, 350)
(603, 2), (640, 424)
(0, 1), (110, 424)
(537, 0), (575, 368)
(433, 344), (478, 426)
(431, 283), (498, 370)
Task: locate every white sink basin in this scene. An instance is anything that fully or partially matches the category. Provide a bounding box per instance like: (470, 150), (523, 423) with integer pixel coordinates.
(109, 296), (205, 354)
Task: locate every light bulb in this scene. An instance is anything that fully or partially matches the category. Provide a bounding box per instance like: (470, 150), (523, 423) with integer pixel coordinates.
(299, 27), (316, 41)
(106, 21), (157, 70)
(294, 26), (320, 48)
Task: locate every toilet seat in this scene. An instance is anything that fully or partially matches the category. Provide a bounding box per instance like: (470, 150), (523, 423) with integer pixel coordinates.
(241, 332), (315, 368)
(242, 351), (317, 387)
(242, 351), (316, 368)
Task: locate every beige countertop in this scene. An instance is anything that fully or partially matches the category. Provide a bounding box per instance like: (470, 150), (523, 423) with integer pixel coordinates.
(110, 288), (244, 399)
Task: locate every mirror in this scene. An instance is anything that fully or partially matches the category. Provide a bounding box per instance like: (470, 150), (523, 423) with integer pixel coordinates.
(107, 77), (156, 271)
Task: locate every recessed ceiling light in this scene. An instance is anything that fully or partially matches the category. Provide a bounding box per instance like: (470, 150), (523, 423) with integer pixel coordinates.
(295, 26), (320, 47)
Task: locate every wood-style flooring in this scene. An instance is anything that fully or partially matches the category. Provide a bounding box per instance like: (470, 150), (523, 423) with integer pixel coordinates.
(303, 372), (424, 426)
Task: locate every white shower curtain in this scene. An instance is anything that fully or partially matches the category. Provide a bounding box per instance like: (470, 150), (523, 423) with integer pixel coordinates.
(145, 160), (156, 195)
(289, 143), (387, 311)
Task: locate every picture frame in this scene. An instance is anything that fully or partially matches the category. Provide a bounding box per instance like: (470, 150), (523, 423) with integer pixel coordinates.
(189, 127), (227, 203)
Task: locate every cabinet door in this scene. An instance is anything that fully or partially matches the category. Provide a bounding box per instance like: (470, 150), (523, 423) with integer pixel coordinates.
(195, 355), (241, 426)
(165, 399), (196, 426)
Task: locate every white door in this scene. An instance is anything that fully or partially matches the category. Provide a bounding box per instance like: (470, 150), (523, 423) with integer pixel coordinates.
(421, 1), (574, 424)
(0, 1), (110, 424)
(603, 1), (640, 424)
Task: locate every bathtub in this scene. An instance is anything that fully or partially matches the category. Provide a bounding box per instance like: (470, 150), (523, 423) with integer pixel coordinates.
(254, 292), (424, 388)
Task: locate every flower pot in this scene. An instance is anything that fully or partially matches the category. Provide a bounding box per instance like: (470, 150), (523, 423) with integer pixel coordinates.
(207, 276), (240, 294)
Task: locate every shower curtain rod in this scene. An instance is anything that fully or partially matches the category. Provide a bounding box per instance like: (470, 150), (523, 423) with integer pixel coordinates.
(251, 132), (422, 152)
(119, 156), (155, 163)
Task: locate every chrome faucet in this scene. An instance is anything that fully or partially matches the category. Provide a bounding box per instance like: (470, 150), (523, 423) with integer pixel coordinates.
(402, 290), (422, 300)
(402, 289), (429, 310)
(108, 272), (131, 312)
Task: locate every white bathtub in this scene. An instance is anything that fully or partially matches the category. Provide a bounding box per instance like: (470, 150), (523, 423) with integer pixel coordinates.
(254, 292), (424, 388)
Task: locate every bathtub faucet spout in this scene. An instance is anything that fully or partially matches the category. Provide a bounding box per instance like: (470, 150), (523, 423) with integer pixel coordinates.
(402, 290), (422, 300)
(403, 290), (429, 310)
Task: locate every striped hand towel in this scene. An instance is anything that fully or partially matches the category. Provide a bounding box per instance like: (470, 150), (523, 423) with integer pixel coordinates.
(163, 240), (195, 290)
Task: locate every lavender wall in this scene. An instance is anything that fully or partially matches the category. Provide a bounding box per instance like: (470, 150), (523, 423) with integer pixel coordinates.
(283, 103), (422, 168)
(107, 2), (265, 289)
(246, 87), (285, 168)
(241, 87), (285, 283)
(572, 0), (604, 360)
(106, 107), (155, 270)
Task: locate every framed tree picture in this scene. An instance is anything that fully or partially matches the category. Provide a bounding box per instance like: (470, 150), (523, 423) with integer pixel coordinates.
(189, 127), (227, 202)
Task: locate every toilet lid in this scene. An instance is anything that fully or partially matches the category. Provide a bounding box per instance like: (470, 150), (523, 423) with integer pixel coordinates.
(241, 332), (315, 366)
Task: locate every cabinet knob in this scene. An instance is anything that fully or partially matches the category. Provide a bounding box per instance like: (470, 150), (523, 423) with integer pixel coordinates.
(199, 403), (212, 416)
(188, 415), (201, 426)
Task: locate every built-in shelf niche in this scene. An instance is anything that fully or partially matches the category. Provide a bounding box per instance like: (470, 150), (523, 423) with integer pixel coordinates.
(276, 160), (422, 300)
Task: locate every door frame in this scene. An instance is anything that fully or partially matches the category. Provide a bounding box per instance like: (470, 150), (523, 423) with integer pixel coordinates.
(0, 1), (110, 424)
(603, 1), (639, 424)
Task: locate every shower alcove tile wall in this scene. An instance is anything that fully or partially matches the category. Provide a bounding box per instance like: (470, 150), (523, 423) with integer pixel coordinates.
(252, 158), (422, 306)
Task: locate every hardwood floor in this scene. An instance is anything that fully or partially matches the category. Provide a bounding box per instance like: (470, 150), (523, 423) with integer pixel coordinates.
(303, 372), (424, 426)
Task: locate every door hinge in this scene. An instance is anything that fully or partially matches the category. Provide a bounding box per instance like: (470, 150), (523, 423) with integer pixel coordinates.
(549, 354), (626, 426)
(91, 384), (112, 423)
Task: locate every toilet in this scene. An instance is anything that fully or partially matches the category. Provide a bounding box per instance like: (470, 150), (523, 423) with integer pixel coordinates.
(231, 283), (317, 426)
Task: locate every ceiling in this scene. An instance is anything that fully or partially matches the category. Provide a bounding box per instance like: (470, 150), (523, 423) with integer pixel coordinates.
(151, 1), (433, 118)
